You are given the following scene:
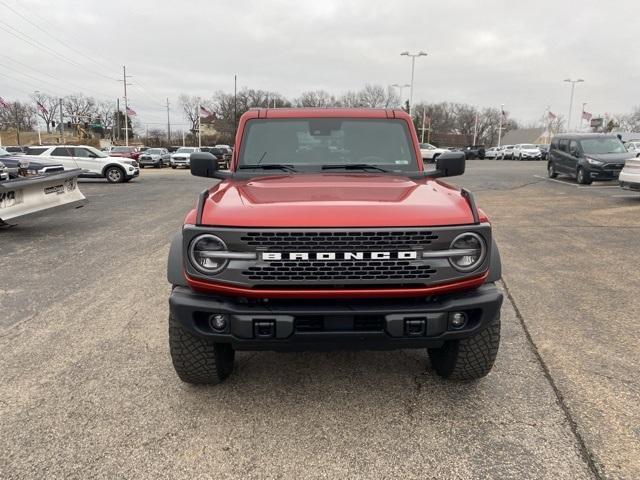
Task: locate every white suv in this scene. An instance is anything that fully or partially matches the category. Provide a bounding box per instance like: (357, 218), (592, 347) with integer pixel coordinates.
(512, 144), (542, 161)
(30, 145), (139, 183)
(419, 143), (449, 163)
(625, 141), (640, 157)
(171, 147), (200, 169)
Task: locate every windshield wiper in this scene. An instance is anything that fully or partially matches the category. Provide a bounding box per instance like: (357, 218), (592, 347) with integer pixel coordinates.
(322, 164), (389, 172)
(239, 164), (297, 172)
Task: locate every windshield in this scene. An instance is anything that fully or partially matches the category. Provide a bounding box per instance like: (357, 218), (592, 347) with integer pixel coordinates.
(238, 118), (418, 172)
(420, 143), (435, 149)
(0, 147), (9, 156)
(83, 146), (108, 158)
(146, 148), (164, 154)
(177, 147), (195, 153)
(521, 144), (537, 149)
(579, 137), (626, 155)
(111, 146), (135, 153)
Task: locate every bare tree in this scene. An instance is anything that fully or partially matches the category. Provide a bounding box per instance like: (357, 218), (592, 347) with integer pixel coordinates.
(357, 84), (394, 108)
(95, 102), (115, 132)
(337, 90), (361, 108)
(30, 92), (59, 133)
(295, 90), (336, 108)
(179, 94), (201, 134)
(63, 93), (97, 125)
(0, 101), (36, 144)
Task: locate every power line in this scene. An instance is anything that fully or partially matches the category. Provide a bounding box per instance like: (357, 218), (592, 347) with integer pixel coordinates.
(0, 0), (117, 74)
(0, 20), (119, 82)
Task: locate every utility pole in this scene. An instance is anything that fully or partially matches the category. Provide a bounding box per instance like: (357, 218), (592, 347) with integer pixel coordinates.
(166, 98), (171, 143)
(59, 98), (64, 143)
(116, 98), (120, 141)
(197, 102), (202, 148)
(14, 106), (20, 145)
(122, 65), (131, 146)
(497, 104), (504, 147)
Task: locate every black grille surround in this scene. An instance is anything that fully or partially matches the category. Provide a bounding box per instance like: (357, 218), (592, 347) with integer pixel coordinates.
(183, 224), (492, 289)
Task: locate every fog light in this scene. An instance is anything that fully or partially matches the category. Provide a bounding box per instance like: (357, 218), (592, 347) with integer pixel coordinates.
(209, 314), (227, 331)
(450, 312), (467, 329)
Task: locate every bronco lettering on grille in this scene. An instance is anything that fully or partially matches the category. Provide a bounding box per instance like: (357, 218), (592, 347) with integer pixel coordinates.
(261, 251), (419, 261)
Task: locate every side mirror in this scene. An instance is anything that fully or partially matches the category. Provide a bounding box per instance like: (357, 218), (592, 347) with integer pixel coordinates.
(435, 152), (465, 177)
(190, 152), (218, 178)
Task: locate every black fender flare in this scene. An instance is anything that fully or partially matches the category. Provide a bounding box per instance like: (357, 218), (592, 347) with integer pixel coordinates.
(486, 238), (502, 283)
(167, 229), (187, 287)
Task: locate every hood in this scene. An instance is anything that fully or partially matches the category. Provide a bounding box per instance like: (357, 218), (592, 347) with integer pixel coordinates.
(585, 152), (633, 163)
(198, 173), (475, 227)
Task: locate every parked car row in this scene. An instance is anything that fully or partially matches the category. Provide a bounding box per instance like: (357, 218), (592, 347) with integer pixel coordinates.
(420, 143), (486, 162)
(484, 144), (549, 160)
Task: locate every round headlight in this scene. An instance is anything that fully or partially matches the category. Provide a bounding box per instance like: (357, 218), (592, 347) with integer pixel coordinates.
(449, 232), (486, 272)
(189, 234), (228, 274)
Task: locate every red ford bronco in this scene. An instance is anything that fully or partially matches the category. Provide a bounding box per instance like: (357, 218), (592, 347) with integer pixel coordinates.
(168, 108), (503, 384)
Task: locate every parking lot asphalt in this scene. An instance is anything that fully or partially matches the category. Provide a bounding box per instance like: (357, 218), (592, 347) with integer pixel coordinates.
(1, 161), (638, 479)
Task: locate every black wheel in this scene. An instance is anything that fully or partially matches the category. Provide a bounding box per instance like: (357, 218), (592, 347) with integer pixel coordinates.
(171, 165), (176, 169)
(548, 162), (558, 178)
(140, 165), (145, 169)
(169, 318), (235, 384)
(577, 167), (592, 185)
(105, 166), (125, 183)
(155, 161), (162, 168)
(518, 154), (523, 161)
(428, 313), (500, 381)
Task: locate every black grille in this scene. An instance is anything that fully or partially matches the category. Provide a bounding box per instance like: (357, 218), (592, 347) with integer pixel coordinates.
(243, 260), (436, 282)
(240, 230), (438, 251)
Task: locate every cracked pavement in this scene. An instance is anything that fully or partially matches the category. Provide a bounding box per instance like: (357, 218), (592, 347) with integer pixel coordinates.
(1, 162), (638, 479)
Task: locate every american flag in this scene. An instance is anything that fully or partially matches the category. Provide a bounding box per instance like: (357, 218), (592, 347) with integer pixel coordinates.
(126, 106), (137, 116)
(36, 101), (48, 115)
(0, 96), (10, 109)
(582, 110), (592, 121)
(199, 105), (213, 117)
(548, 111), (557, 120)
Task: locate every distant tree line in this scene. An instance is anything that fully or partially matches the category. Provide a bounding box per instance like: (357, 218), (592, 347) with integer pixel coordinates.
(0, 92), (128, 139)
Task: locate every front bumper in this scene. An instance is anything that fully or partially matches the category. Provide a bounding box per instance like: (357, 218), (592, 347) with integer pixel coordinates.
(169, 284), (503, 351)
(586, 167), (621, 180)
(619, 170), (640, 191)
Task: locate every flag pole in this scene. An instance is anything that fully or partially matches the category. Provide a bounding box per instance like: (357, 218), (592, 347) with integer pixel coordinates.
(198, 102), (202, 148)
(421, 108), (426, 143)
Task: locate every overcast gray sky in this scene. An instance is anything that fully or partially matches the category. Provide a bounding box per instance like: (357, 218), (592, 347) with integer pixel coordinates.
(2, 0), (638, 129)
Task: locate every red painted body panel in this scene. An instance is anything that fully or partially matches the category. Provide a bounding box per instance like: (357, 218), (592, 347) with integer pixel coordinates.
(186, 272), (488, 299)
(196, 174), (474, 227)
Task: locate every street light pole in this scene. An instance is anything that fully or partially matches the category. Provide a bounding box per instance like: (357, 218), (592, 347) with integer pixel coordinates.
(391, 83), (410, 108)
(564, 78), (584, 132)
(497, 104), (504, 148)
(400, 51), (427, 118)
(581, 102), (587, 131)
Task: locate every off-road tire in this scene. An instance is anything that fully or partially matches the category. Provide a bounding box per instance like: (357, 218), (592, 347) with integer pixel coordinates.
(577, 167), (592, 185)
(428, 313), (500, 381)
(169, 318), (235, 384)
(548, 162), (558, 178)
